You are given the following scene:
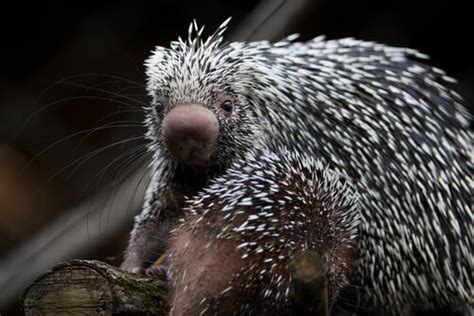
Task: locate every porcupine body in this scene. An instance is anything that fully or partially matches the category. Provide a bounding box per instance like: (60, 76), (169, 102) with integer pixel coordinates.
(162, 147), (360, 316)
(123, 19), (473, 314)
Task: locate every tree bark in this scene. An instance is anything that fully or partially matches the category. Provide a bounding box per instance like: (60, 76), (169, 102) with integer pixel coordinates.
(22, 259), (168, 315)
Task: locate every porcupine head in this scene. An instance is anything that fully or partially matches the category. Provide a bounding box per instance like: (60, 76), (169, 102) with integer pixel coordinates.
(144, 18), (266, 172)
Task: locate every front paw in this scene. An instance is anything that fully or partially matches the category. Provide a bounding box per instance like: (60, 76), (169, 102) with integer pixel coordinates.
(145, 265), (169, 281)
(122, 264), (145, 275)
(120, 256), (146, 274)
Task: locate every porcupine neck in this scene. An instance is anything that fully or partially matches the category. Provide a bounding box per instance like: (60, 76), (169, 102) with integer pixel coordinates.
(170, 158), (235, 195)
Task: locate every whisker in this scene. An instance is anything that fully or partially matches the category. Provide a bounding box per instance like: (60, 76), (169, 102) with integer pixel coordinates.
(122, 93), (148, 98)
(55, 80), (147, 107)
(95, 147), (152, 235)
(111, 155), (164, 225)
(78, 146), (150, 238)
(90, 80), (144, 90)
(76, 121), (144, 147)
(113, 85), (148, 97)
(91, 145), (149, 189)
(97, 108), (144, 124)
(19, 95), (144, 135)
(79, 145), (148, 201)
(38, 73), (145, 101)
(20, 72), (146, 132)
(21, 125), (145, 174)
(101, 152), (151, 234)
(126, 157), (160, 218)
(88, 82), (148, 111)
(55, 136), (146, 184)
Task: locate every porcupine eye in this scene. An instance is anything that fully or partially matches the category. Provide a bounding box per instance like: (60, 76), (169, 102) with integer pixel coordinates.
(220, 100), (233, 112)
(153, 101), (164, 114)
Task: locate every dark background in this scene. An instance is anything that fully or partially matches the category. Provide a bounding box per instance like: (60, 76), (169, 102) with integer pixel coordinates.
(0, 0), (471, 313)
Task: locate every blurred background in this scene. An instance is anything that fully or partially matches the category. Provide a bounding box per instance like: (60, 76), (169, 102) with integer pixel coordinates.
(0, 0), (471, 314)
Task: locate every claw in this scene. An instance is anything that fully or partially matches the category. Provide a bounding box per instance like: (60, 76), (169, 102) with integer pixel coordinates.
(145, 265), (169, 281)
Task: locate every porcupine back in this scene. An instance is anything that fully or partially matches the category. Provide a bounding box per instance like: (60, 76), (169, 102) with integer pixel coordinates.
(250, 36), (473, 314)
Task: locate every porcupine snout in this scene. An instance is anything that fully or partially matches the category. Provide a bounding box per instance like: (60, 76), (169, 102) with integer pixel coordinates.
(162, 104), (218, 166)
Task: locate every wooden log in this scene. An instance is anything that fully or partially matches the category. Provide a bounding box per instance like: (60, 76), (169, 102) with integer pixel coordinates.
(22, 252), (328, 315)
(22, 260), (168, 315)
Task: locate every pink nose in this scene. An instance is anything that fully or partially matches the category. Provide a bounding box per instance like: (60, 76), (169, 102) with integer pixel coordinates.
(161, 104), (218, 166)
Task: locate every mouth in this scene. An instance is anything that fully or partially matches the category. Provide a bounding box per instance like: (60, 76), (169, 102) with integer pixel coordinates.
(171, 141), (214, 166)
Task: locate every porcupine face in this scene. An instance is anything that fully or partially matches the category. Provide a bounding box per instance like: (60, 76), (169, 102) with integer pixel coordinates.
(143, 19), (262, 170)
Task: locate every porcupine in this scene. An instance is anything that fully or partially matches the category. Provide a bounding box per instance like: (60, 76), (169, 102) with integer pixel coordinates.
(121, 19), (473, 314)
(158, 147), (360, 315)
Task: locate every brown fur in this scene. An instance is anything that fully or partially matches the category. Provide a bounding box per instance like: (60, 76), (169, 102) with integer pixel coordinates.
(157, 206), (355, 316)
(163, 217), (242, 315)
(148, 150), (360, 315)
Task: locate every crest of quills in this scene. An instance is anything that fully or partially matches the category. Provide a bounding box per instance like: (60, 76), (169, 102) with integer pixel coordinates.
(163, 148), (360, 315)
(122, 18), (473, 315)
